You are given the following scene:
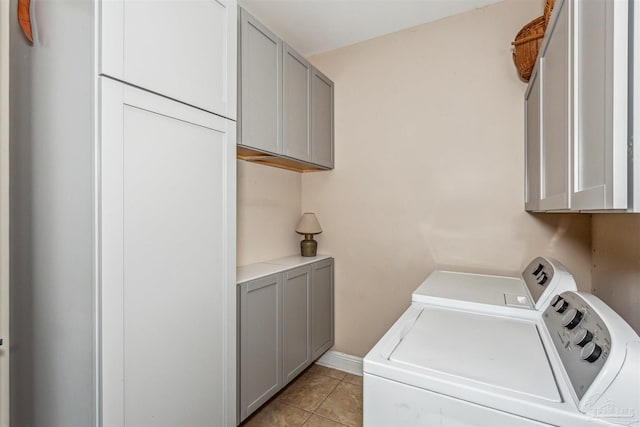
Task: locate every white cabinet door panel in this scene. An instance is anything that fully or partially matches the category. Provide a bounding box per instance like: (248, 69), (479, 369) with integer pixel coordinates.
(540, 0), (570, 210)
(101, 0), (237, 119)
(571, 0), (628, 210)
(100, 77), (236, 427)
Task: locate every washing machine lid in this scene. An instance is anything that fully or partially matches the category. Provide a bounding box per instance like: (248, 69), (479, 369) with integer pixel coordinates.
(412, 270), (532, 308)
(388, 306), (561, 402)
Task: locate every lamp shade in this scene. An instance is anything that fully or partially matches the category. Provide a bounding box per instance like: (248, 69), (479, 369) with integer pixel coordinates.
(296, 213), (322, 235)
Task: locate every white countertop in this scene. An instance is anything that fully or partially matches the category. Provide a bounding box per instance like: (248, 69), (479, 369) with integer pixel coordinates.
(237, 254), (332, 284)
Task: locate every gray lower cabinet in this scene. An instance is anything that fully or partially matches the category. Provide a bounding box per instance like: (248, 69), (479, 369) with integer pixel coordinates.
(238, 274), (282, 422)
(238, 258), (334, 423)
(311, 259), (334, 359)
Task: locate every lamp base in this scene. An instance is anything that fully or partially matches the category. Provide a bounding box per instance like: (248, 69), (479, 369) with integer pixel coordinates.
(300, 235), (317, 257)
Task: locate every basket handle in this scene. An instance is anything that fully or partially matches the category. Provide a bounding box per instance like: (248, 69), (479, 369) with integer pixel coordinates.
(512, 33), (544, 46)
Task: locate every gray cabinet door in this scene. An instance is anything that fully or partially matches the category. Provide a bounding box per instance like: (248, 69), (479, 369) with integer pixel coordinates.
(311, 259), (334, 359)
(239, 274), (282, 422)
(282, 265), (312, 384)
(525, 64), (542, 212)
(239, 8), (282, 154)
(311, 68), (335, 168)
(283, 44), (311, 162)
(539, 0), (570, 210)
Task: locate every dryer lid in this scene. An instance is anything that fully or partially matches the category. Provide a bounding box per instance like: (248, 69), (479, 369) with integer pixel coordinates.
(412, 270), (532, 308)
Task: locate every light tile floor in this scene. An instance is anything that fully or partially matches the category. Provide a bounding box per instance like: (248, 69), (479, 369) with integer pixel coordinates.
(241, 365), (363, 427)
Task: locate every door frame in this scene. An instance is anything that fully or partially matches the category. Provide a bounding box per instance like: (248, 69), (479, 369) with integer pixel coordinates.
(0, 0), (11, 424)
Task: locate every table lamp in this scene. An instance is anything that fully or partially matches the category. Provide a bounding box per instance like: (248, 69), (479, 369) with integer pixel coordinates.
(296, 213), (322, 257)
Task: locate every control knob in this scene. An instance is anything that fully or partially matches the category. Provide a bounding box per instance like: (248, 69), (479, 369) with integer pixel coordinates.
(561, 308), (583, 330)
(551, 296), (568, 313)
(536, 272), (548, 285)
(580, 342), (602, 363)
(532, 263), (544, 276)
(571, 329), (593, 347)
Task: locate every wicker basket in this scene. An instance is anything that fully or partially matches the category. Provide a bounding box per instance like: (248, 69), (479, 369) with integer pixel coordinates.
(544, 0), (556, 28)
(512, 16), (545, 81)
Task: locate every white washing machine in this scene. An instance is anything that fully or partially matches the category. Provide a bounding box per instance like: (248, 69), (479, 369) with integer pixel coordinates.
(412, 257), (577, 317)
(364, 291), (640, 426)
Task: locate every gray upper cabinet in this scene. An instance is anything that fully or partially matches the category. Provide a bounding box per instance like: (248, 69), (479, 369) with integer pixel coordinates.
(311, 68), (335, 169)
(282, 265), (312, 384)
(238, 274), (282, 423)
(525, 0), (634, 212)
(239, 9), (282, 154)
(238, 7), (334, 172)
(283, 44), (312, 162)
(311, 259), (334, 359)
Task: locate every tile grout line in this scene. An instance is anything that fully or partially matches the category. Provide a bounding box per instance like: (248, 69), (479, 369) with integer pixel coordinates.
(311, 377), (341, 414)
(310, 378), (345, 424)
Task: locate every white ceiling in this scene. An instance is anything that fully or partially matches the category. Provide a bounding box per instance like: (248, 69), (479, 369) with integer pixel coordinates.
(238, 0), (504, 57)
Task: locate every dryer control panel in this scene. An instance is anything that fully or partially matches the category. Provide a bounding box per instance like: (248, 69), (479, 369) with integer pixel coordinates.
(543, 292), (610, 399)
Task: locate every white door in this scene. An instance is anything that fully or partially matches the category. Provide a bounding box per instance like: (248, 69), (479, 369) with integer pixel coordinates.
(101, 0), (237, 119)
(100, 77), (236, 427)
(571, 0), (629, 210)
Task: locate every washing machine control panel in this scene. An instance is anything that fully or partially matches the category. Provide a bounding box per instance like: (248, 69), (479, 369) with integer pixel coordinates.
(543, 292), (610, 400)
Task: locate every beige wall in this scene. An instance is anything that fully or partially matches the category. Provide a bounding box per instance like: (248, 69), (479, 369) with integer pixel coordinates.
(591, 215), (640, 334)
(303, 0), (592, 357)
(237, 160), (302, 266)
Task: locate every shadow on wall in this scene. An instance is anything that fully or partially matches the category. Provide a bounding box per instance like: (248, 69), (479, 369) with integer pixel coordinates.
(527, 212), (592, 291)
(591, 214), (640, 334)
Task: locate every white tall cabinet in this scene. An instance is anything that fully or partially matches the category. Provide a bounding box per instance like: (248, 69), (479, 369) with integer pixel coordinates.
(100, 79), (236, 426)
(10, 1), (237, 426)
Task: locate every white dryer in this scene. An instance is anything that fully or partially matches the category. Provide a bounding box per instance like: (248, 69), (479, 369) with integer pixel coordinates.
(412, 257), (577, 316)
(364, 291), (640, 426)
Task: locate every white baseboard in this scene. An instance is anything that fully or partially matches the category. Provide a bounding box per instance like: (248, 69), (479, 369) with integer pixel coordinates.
(315, 350), (363, 376)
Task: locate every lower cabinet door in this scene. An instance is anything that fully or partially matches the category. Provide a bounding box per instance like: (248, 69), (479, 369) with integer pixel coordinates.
(239, 274), (282, 422)
(311, 259), (334, 359)
(282, 265), (312, 384)
(100, 77), (236, 427)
